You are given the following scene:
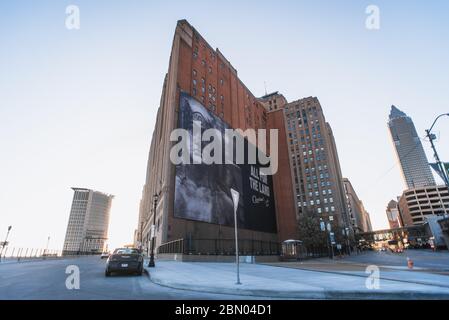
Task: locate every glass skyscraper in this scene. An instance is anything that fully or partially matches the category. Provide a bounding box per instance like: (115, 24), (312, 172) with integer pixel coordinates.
(388, 105), (435, 189)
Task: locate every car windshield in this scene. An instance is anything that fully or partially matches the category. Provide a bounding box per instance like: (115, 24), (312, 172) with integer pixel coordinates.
(113, 248), (140, 255)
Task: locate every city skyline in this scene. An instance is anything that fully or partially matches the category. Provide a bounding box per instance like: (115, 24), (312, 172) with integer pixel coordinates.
(1, 1), (449, 250)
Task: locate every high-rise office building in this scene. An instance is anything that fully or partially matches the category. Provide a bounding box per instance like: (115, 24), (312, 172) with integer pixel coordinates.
(136, 20), (297, 257)
(343, 178), (372, 232)
(388, 105), (436, 189)
(386, 199), (402, 229)
(281, 96), (351, 232)
(136, 20), (358, 258)
(63, 188), (114, 255)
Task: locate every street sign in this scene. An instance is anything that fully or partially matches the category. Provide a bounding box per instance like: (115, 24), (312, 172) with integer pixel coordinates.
(150, 225), (156, 239)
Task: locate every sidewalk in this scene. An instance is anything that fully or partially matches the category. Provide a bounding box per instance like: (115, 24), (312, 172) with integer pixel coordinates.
(144, 260), (449, 299)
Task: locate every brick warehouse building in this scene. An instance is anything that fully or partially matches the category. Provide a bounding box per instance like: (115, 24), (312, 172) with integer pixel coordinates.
(136, 20), (297, 260)
(136, 20), (355, 260)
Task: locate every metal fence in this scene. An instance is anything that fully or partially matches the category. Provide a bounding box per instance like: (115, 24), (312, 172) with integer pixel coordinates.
(0, 247), (63, 262)
(281, 243), (330, 260)
(0, 247), (104, 263)
(158, 238), (281, 256)
(301, 245), (330, 259)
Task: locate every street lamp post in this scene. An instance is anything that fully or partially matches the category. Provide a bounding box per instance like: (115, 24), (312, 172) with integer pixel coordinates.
(0, 226), (12, 262)
(344, 227), (351, 256)
(321, 219), (334, 260)
(426, 113), (449, 187)
(139, 221), (144, 251)
(43, 236), (50, 259)
(148, 193), (159, 267)
(230, 188), (241, 285)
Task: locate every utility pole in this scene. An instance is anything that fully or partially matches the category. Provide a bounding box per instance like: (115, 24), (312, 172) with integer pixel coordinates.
(426, 113), (449, 187)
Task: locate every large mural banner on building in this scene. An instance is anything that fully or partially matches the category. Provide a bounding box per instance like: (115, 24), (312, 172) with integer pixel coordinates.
(173, 92), (277, 233)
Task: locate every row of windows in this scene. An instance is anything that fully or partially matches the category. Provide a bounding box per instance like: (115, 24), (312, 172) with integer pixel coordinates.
(296, 188), (333, 198)
(297, 195), (334, 204)
(192, 38), (270, 130)
(298, 202), (336, 213)
(303, 172), (330, 181)
(191, 67), (265, 126)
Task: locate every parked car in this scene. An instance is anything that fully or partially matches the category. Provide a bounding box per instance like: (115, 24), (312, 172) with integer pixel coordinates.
(100, 252), (110, 259)
(105, 248), (143, 276)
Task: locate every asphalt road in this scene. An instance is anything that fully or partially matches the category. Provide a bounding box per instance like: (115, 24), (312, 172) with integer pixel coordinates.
(0, 256), (259, 300)
(341, 249), (449, 270)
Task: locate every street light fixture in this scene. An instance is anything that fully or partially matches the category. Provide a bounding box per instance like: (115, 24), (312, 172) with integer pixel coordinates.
(426, 113), (449, 187)
(148, 193), (159, 267)
(0, 226), (12, 262)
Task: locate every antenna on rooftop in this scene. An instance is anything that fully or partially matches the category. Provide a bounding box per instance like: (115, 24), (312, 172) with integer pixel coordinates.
(264, 81), (267, 95)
